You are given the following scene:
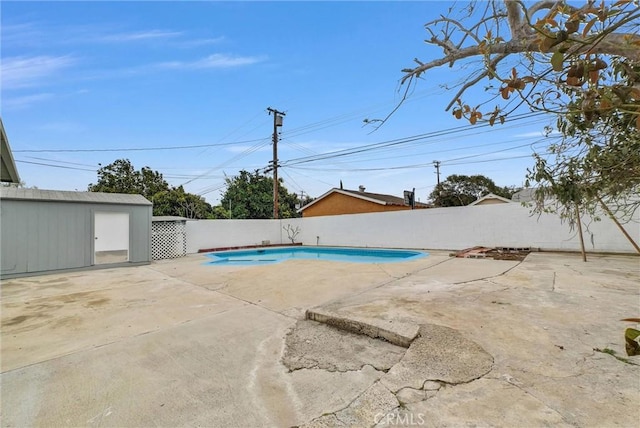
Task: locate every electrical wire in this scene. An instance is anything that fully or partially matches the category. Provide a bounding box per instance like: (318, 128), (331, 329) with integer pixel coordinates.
(12, 137), (269, 153)
(280, 112), (545, 167)
(15, 159), (96, 172)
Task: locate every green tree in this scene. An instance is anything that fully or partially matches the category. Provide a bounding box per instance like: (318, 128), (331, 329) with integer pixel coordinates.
(88, 159), (213, 219)
(219, 170), (300, 219)
(88, 159), (169, 199)
(152, 186), (213, 219)
(429, 174), (517, 207)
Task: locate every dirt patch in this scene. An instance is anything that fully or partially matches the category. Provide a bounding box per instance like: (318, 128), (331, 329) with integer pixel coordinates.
(86, 298), (110, 307)
(3, 315), (29, 326)
(52, 291), (95, 304)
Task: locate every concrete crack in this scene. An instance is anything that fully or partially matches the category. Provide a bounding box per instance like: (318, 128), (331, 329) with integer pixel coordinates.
(453, 259), (524, 285)
(498, 377), (578, 426)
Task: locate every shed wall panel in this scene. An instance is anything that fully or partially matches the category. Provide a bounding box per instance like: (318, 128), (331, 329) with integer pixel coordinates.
(1, 201), (27, 273)
(1, 199), (151, 277)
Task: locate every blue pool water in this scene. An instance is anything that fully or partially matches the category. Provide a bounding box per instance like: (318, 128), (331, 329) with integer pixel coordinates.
(205, 246), (426, 266)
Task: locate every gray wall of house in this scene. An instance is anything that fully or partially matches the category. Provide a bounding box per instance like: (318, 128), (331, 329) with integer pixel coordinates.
(1, 200), (151, 277)
(185, 203), (640, 254)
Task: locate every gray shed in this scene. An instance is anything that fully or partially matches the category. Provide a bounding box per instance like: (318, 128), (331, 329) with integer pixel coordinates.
(1, 188), (152, 278)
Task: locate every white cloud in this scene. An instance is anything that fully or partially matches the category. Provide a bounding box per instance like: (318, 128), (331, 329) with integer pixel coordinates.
(157, 54), (266, 70)
(1, 23), (42, 46)
(98, 30), (183, 42)
(514, 130), (560, 138)
(1, 55), (75, 89)
(2, 93), (54, 110)
(177, 37), (226, 48)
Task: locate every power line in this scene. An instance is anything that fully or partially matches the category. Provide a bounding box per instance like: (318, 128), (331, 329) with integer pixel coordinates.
(280, 112), (545, 167)
(13, 137), (269, 153)
(15, 159), (96, 172)
(284, 152), (537, 173)
(184, 138), (271, 187)
(282, 138), (549, 173)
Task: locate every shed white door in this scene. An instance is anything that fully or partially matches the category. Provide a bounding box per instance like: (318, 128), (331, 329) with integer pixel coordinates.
(94, 212), (130, 264)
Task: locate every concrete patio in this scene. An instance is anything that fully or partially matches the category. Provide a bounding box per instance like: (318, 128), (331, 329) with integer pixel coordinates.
(1, 250), (638, 427)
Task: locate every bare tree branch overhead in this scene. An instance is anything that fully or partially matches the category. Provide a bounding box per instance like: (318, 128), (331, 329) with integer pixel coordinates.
(398, 0), (639, 125)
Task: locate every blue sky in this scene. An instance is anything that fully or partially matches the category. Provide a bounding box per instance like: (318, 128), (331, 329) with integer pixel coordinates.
(2, 1), (556, 204)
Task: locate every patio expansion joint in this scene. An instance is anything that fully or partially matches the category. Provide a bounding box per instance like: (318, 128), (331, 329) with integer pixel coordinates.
(492, 373), (579, 426)
(315, 257), (459, 310)
(214, 288), (299, 321)
(145, 266), (299, 321)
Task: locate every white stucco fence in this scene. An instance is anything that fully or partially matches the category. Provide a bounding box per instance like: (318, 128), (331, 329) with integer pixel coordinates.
(185, 203), (640, 254)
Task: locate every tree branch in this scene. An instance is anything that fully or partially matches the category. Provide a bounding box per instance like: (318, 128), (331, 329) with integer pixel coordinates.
(404, 32), (640, 85)
(445, 53), (508, 111)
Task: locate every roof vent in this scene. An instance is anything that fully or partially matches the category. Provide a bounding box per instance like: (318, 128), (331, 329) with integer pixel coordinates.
(358, 185), (366, 193)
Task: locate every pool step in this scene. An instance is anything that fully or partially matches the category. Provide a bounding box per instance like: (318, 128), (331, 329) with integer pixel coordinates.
(305, 308), (419, 348)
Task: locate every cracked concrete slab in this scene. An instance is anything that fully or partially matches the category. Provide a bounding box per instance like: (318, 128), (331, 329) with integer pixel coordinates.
(285, 365), (386, 424)
(282, 320), (405, 372)
(304, 381), (399, 428)
(395, 387), (437, 405)
(381, 324), (494, 393)
(2, 251), (638, 427)
(395, 378), (574, 427)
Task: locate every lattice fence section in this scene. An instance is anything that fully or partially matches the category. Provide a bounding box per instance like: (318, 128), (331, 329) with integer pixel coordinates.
(152, 221), (187, 260)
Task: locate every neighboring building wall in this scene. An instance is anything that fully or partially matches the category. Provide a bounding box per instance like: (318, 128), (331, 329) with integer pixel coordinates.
(185, 204), (639, 254)
(1, 200), (151, 277)
(302, 192), (410, 217)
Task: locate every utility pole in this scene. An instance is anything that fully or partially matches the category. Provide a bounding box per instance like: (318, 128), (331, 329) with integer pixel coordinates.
(433, 160), (441, 186)
(267, 107), (285, 219)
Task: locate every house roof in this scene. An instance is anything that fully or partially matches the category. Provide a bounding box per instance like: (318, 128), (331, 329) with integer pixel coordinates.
(511, 188), (536, 203)
(0, 187), (152, 205)
(468, 193), (513, 206)
(298, 188), (429, 212)
(0, 118), (20, 184)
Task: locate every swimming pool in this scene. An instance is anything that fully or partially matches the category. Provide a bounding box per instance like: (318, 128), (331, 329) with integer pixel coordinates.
(205, 246), (426, 266)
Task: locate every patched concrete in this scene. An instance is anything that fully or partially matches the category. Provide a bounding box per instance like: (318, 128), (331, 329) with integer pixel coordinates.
(305, 381), (399, 428)
(282, 320), (405, 372)
(381, 323), (494, 393)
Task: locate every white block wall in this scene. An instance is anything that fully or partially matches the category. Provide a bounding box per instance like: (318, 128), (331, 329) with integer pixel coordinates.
(186, 204), (640, 254)
(185, 219), (288, 254)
